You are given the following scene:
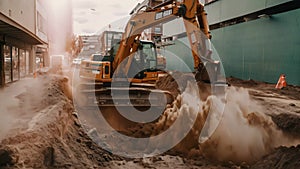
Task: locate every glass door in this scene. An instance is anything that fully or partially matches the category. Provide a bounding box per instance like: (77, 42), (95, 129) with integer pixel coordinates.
(4, 45), (11, 83)
(12, 47), (19, 81)
(19, 49), (26, 78)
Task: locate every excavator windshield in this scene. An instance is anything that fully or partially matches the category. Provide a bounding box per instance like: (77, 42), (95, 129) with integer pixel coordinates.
(134, 42), (157, 71)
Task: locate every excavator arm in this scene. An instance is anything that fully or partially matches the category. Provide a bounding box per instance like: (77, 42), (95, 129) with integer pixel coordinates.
(113, 0), (219, 82)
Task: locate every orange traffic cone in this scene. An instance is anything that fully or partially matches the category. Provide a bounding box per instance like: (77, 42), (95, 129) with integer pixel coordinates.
(275, 74), (287, 89)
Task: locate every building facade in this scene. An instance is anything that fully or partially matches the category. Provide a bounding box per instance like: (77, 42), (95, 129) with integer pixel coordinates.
(162, 0), (300, 85)
(205, 0), (300, 85)
(0, 0), (48, 87)
(78, 35), (101, 59)
(36, 0), (49, 68)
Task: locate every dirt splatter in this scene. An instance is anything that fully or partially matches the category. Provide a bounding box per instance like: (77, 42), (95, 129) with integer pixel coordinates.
(251, 145), (300, 169)
(198, 87), (290, 163)
(270, 113), (300, 137)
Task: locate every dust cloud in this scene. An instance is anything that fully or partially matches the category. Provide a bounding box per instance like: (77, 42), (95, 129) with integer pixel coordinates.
(0, 83), (24, 141)
(198, 87), (292, 163)
(0, 77), (51, 141)
(123, 81), (299, 163)
(0, 97), (16, 141)
(169, 83), (298, 163)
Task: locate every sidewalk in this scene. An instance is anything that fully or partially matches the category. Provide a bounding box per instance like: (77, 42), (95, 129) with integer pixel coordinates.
(0, 76), (46, 141)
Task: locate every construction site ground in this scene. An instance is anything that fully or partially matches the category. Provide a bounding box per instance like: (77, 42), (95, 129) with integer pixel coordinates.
(0, 70), (299, 169)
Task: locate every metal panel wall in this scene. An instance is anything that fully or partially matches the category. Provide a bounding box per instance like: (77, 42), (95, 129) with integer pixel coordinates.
(211, 8), (300, 85)
(205, 0), (293, 25)
(164, 39), (194, 72)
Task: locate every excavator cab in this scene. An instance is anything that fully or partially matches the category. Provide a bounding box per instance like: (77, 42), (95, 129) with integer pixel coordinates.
(128, 41), (158, 79)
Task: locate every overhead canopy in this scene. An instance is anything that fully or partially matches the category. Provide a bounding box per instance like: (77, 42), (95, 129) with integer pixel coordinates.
(0, 12), (46, 45)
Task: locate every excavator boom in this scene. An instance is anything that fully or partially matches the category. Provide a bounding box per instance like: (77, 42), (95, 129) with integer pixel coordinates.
(113, 0), (215, 81)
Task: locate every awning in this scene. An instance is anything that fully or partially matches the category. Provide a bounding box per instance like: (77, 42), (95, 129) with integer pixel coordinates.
(0, 12), (47, 45)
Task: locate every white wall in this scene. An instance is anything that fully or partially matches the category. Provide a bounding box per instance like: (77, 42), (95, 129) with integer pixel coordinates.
(36, 0), (48, 42)
(0, 0), (36, 33)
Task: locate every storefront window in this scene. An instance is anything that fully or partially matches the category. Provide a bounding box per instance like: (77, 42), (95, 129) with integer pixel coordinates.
(12, 47), (19, 81)
(4, 45), (11, 83)
(20, 49), (26, 78)
(26, 51), (29, 75)
(36, 55), (42, 69)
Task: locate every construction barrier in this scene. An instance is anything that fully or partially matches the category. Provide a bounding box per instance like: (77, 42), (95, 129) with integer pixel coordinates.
(275, 74), (287, 89)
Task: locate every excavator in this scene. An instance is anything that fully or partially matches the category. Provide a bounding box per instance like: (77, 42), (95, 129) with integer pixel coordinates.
(77, 0), (224, 130)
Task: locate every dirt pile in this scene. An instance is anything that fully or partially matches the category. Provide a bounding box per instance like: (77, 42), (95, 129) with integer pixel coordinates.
(0, 72), (299, 168)
(122, 73), (300, 164)
(155, 72), (195, 97)
(271, 113), (300, 137)
(227, 77), (300, 100)
(251, 145), (300, 169)
(156, 72), (212, 101)
(0, 75), (120, 169)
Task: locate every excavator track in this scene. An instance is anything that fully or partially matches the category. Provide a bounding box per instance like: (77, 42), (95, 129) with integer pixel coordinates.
(76, 82), (174, 109)
(75, 82), (174, 132)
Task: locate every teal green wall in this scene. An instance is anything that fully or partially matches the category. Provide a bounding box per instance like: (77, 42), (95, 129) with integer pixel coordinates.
(205, 0), (293, 24)
(210, 8), (300, 85)
(164, 40), (194, 72)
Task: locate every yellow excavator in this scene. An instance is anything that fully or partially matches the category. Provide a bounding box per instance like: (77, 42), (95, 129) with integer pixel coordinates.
(78, 0), (223, 129)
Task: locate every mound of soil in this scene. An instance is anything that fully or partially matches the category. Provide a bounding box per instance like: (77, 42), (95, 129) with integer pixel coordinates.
(156, 72), (195, 97)
(156, 72), (212, 101)
(251, 145), (300, 169)
(227, 77), (300, 100)
(0, 75), (120, 169)
(271, 113), (300, 137)
(0, 73), (299, 169)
